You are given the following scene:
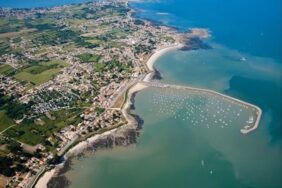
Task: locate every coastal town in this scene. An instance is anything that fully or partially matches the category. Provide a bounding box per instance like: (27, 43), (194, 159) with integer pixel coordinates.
(0, 0), (268, 187)
(0, 0), (203, 187)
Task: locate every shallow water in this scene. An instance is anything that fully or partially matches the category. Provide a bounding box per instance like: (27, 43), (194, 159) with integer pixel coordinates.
(65, 87), (281, 188)
(155, 45), (282, 142)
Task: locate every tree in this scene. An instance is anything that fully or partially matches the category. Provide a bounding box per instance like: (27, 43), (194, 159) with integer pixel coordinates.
(0, 156), (15, 177)
(7, 141), (22, 154)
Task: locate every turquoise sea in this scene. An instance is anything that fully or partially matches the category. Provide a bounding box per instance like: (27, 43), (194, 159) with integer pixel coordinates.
(66, 86), (282, 188)
(130, 0), (282, 142)
(132, 0), (282, 62)
(1, 0), (281, 187)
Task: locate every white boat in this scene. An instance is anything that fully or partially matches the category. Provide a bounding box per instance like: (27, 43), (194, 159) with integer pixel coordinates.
(201, 160), (205, 166)
(240, 129), (249, 134)
(240, 57), (247, 61)
(246, 116), (254, 124)
(244, 125), (250, 129)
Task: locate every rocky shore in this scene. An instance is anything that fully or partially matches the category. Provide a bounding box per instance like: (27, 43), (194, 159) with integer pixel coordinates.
(39, 124), (140, 188)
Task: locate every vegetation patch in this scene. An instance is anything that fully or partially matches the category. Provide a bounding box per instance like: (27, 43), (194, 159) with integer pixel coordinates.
(0, 41), (11, 56)
(0, 64), (14, 76)
(14, 60), (68, 86)
(94, 58), (132, 74)
(77, 53), (101, 63)
(0, 18), (25, 34)
(0, 28), (36, 39)
(4, 109), (83, 146)
(85, 38), (103, 45)
(0, 110), (14, 132)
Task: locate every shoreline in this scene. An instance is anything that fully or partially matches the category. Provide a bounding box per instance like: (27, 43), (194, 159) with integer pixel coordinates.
(144, 44), (184, 82)
(146, 44), (183, 71)
(35, 169), (55, 188)
(35, 124), (139, 188)
(121, 83), (148, 125)
(35, 41), (263, 187)
(35, 43), (184, 188)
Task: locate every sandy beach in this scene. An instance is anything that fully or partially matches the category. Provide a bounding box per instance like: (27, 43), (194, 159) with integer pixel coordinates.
(121, 83), (148, 125)
(35, 169), (56, 188)
(146, 44), (183, 71)
(144, 44), (183, 82)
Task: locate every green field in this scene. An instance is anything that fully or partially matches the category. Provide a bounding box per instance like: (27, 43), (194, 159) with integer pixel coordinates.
(0, 40), (11, 55)
(14, 60), (68, 86)
(0, 64), (14, 75)
(77, 53), (101, 63)
(85, 38), (103, 46)
(62, 42), (77, 51)
(0, 28), (37, 39)
(0, 18), (25, 34)
(0, 110), (14, 132)
(4, 109), (82, 146)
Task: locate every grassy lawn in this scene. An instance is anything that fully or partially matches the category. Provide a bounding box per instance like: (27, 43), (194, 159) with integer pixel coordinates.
(33, 45), (49, 55)
(0, 40), (11, 55)
(4, 109), (83, 146)
(77, 53), (101, 63)
(0, 148), (10, 157)
(108, 41), (126, 48)
(105, 28), (132, 39)
(0, 18), (25, 34)
(14, 60), (68, 86)
(0, 64), (14, 75)
(69, 18), (87, 26)
(85, 38), (103, 45)
(62, 42), (77, 51)
(0, 110), (14, 132)
(0, 28), (37, 39)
